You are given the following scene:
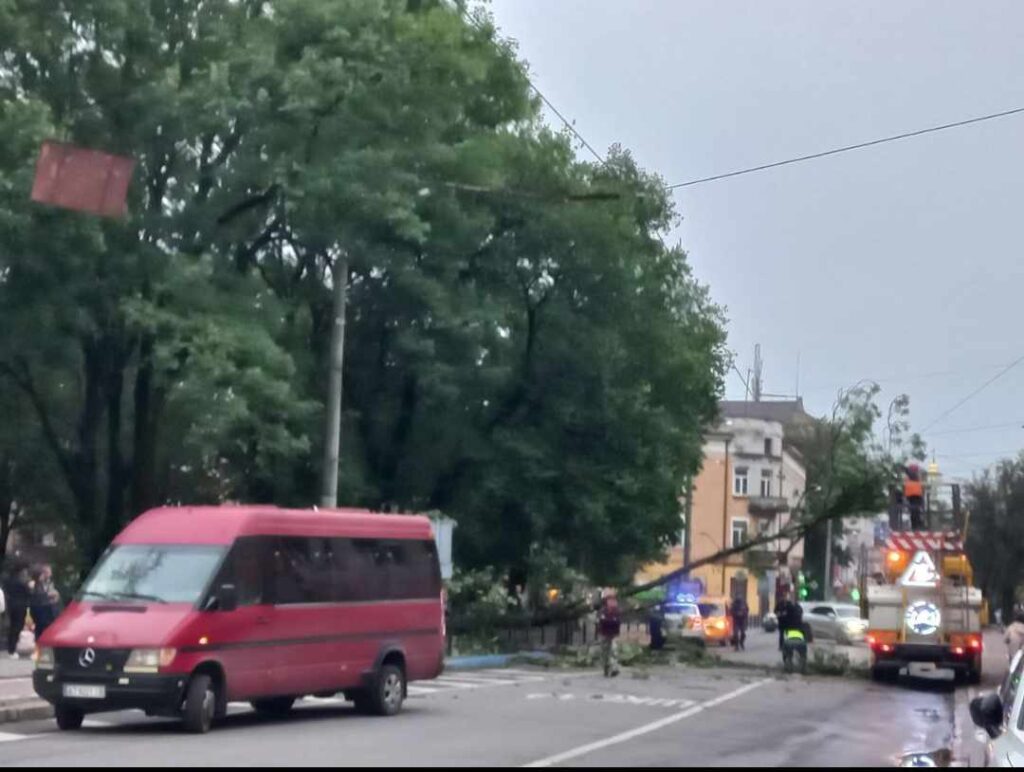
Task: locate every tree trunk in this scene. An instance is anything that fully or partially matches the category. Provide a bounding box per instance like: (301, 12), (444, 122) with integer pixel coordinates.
(77, 340), (105, 563)
(131, 337), (161, 516)
(0, 458), (14, 570)
(103, 355), (127, 551)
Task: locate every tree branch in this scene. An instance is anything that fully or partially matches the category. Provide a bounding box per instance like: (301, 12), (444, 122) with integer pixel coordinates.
(0, 360), (76, 490)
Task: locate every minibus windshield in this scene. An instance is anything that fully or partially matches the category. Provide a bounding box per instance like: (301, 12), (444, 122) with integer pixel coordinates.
(79, 544), (227, 605)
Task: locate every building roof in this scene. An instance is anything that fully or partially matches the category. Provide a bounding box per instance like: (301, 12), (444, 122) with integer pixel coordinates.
(719, 399), (810, 425)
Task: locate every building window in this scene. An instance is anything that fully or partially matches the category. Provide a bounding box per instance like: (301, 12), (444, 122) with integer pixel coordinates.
(733, 467), (748, 496)
(731, 519), (749, 547)
(760, 469), (773, 497)
(764, 438), (773, 457)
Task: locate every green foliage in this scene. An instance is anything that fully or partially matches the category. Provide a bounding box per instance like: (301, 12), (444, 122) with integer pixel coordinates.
(966, 456), (1024, 621)
(788, 385), (900, 597)
(0, 0), (727, 583)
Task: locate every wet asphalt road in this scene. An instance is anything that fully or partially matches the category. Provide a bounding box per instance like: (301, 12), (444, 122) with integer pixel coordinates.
(0, 659), (970, 768)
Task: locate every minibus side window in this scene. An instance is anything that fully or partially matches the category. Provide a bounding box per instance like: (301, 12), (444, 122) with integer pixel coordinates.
(350, 539), (390, 601)
(330, 538), (368, 602)
(386, 540), (442, 600)
(272, 537), (318, 605)
(210, 537), (271, 607)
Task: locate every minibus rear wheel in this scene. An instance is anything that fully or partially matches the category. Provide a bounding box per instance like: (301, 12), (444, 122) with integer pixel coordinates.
(354, 663), (405, 717)
(182, 674), (217, 734)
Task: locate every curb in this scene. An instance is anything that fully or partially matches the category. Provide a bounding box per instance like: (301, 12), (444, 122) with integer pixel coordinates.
(445, 652), (554, 670)
(0, 700), (52, 725)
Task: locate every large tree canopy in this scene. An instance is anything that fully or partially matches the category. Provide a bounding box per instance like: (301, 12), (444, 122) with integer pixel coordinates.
(0, 0), (727, 584)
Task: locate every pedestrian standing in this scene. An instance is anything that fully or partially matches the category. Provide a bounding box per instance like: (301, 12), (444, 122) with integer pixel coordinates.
(2, 565), (31, 659)
(598, 589), (621, 677)
(730, 595), (749, 651)
(774, 591), (793, 651)
(1005, 612), (1024, 662)
(28, 564), (60, 643)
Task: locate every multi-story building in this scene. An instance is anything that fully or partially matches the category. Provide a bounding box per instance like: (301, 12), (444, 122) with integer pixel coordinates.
(637, 400), (809, 619)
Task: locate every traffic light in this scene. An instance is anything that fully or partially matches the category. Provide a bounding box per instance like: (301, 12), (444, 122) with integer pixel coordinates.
(797, 571), (809, 600)
(850, 587), (861, 602)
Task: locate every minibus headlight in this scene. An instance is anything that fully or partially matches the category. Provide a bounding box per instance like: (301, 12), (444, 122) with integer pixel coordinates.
(124, 648), (176, 673)
(34, 647), (54, 670)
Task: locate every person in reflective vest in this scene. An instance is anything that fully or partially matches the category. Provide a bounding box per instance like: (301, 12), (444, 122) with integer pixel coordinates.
(782, 623), (811, 674)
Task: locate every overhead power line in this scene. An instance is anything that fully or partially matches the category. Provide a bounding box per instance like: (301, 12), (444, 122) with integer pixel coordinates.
(929, 420), (1024, 438)
(667, 106), (1024, 189)
(459, 4), (606, 166)
(920, 353), (1024, 434)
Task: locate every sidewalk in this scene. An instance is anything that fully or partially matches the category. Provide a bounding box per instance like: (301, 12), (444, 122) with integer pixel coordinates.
(0, 662), (48, 725)
(0, 657), (34, 680)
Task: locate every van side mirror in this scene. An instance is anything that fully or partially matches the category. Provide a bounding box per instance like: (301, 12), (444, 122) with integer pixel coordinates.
(204, 584), (238, 613)
(970, 693), (1004, 739)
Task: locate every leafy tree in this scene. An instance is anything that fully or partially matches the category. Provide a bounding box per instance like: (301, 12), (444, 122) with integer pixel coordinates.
(0, 0), (728, 590)
(0, 0), (313, 563)
(966, 456), (1024, 621)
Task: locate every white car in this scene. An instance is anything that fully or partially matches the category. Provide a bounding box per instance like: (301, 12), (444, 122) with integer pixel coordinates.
(971, 649), (1024, 767)
(661, 601), (705, 644)
(801, 602), (868, 644)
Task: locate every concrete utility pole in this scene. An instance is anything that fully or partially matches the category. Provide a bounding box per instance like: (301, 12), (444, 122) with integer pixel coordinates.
(824, 516), (834, 601)
(683, 481), (694, 569)
(321, 253), (349, 508)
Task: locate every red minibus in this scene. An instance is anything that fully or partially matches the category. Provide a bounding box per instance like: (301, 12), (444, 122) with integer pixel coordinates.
(33, 506), (445, 733)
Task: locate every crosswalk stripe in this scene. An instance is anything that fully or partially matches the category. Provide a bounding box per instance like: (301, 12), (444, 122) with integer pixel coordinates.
(407, 686), (439, 695)
(428, 679), (481, 690)
(435, 675), (518, 686)
(0, 731), (39, 743)
(82, 719), (115, 728)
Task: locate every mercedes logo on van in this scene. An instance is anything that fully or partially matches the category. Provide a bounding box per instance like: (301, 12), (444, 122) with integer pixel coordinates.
(79, 647), (96, 668)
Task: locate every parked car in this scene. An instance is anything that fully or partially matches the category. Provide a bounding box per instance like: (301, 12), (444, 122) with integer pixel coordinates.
(802, 602), (868, 644)
(661, 600), (705, 645)
(970, 649), (1024, 766)
(762, 612), (779, 633)
(698, 597), (733, 647)
(34, 505), (445, 734)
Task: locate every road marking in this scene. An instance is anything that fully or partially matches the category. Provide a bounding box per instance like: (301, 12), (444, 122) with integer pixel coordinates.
(407, 685), (439, 695)
(436, 674), (519, 686)
(526, 692), (697, 711)
(523, 678), (772, 768)
(0, 731), (41, 743)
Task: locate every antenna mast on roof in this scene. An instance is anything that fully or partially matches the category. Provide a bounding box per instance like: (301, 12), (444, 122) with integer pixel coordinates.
(752, 344), (764, 402)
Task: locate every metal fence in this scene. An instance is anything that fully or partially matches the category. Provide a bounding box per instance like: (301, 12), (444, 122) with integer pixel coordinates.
(446, 614), (651, 655)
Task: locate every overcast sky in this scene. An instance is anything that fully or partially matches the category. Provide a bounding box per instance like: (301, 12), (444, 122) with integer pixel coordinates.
(486, 0), (1024, 480)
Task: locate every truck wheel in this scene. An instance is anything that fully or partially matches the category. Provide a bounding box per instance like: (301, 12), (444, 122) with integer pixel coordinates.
(969, 657), (982, 685)
(182, 674), (217, 734)
(872, 665), (898, 683)
(55, 704), (84, 731)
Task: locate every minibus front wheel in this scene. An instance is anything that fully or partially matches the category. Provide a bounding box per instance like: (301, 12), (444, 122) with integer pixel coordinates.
(182, 674), (218, 734)
(55, 704), (85, 731)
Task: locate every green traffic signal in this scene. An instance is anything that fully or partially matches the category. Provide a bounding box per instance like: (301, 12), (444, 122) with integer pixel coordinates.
(851, 588), (861, 602)
(798, 586), (809, 599)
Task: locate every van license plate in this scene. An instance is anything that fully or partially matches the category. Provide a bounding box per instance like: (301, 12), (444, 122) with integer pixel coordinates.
(63, 684), (106, 699)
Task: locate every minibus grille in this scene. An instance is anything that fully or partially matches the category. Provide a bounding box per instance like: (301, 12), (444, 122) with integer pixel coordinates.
(55, 647), (133, 674)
